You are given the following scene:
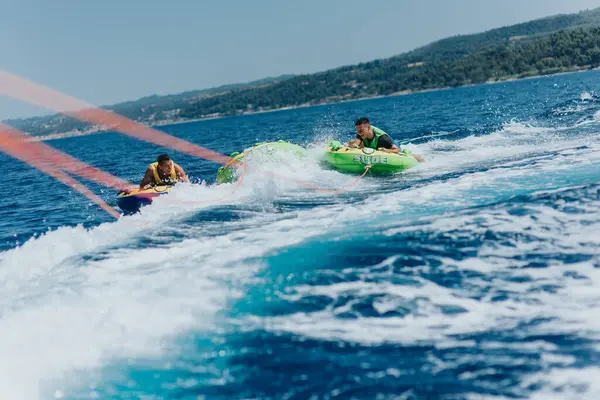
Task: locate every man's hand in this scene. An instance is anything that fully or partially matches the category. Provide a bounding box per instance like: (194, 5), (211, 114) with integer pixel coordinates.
(139, 167), (154, 189)
(119, 186), (135, 194)
(347, 139), (362, 148)
(174, 163), (189, 183)
(378, 147), (401, 154)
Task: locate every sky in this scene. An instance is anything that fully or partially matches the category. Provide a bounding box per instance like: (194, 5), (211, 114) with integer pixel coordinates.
(1, 0), (599, 120)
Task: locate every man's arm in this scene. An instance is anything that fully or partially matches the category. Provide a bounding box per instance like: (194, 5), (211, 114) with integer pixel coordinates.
(174, 164), (189, 182)
(347, 138), (362, 148)
(139, 167), (154, 189)
(378, 145), (425, 162)
(376, 133), (425, 162)
(411, 153), (425, 162)
(378, 145), (402, 154)
(376, 134), (401, 154)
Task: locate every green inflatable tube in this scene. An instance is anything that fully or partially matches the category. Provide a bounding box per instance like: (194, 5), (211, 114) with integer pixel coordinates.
(324, 140), (419, 174)
(216, 140), (307, 184)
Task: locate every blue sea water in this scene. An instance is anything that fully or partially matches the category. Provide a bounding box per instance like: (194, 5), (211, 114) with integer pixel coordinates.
(1, 71), (600, 399)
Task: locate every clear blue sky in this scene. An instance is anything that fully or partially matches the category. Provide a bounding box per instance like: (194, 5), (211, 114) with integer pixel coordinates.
(1, 0), (599, 120)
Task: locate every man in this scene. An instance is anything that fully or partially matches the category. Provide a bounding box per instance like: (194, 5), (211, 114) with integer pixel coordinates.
(347, 117), (424, 162)
(139, 154), (189, 189)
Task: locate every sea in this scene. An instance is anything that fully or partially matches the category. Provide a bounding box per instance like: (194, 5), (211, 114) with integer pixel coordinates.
(1, 70), (600, 400)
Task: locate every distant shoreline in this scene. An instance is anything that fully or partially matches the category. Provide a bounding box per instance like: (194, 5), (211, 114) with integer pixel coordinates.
(27, 66), (595, 143)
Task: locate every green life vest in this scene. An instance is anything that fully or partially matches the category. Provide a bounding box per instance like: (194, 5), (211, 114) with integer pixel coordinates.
(362, 126), (388, 149)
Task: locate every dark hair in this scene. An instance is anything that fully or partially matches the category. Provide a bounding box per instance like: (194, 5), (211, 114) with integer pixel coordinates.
(157, 154), (171, 164)
(355, 117), (370, 126)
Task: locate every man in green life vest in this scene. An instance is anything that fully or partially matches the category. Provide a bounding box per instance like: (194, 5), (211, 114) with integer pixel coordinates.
(139, 154), (189, 189)
(347, 117), (424, 162)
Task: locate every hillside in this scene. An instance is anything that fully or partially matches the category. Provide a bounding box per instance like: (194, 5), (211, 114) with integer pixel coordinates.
(7, 7), (600, 137)
(401, 6), (600, 64)
(105, 74), (296, 111)
(5, 74), (295, 136)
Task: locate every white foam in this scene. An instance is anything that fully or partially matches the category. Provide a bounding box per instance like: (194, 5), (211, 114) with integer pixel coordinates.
(2, 115), (600, 398)
(266, 277), (538, 345)
(465, 394), (515, 400)
(523, 367), (600, 400)
(0, 172), (390, 399)
(580, 91), (594, 101)
(247, 149), (600, 397)
(411, 120), (600, 178)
